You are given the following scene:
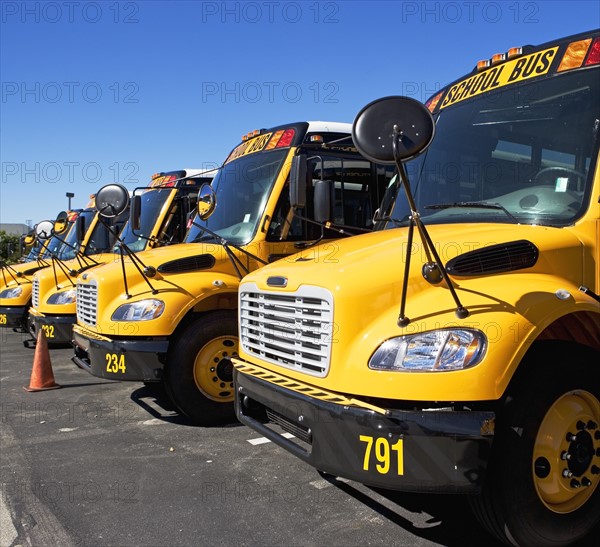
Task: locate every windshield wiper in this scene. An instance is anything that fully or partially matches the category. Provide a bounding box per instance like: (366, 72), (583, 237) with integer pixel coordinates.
(192, 234), (219, 243)
(425, 202), (519, 223)
(189, 222), (267, 279)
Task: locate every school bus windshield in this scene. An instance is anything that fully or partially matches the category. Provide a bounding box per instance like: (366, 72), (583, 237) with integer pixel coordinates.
(386, 68), (600, 228)
(186, 149), (288, 245)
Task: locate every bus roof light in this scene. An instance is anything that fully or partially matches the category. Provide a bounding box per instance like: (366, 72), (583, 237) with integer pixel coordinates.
(491, 53), (506, 64)
(265, 130), (284, 150)
(310, 135), (324, 143)
(425, 91), (443, 112)
(585, 37), (600, 66)
(275, 128), (295, 148)
(476, 59), (490, 71)
(558, 38), (592, 71)
(507, 47), (522, 58)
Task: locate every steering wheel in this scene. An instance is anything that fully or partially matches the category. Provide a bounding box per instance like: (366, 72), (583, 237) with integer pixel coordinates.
(532, 167), (587, 187)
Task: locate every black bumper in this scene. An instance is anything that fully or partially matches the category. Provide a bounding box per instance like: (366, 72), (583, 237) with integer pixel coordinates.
(29, 313), (75, 344)
(0, 306), (28, 329)
(235, 367), (495, 493)
(72, 329), (169, 381)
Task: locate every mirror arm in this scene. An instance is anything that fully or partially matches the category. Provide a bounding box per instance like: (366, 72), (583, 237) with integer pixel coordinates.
(392, 127), (468, 326)
(1, 265), (21, 286)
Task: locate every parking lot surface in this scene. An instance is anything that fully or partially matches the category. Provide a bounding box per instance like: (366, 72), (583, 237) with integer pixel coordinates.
(0, 329), (594, 547)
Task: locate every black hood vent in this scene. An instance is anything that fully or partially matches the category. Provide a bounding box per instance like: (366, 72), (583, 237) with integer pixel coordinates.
(157, 254), (216, 274)
(23, 265), (46, 276)
(446, 240), (539, 276)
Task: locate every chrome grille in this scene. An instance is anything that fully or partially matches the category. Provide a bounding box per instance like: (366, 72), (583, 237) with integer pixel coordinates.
(77, 282), (97, 326)
(32, 278), (40, 308)
(239, 283), (333, 377)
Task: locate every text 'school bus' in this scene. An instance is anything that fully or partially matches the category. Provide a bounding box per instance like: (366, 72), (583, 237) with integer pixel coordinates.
(28, 170), (213, 344)
(0, 213), (77, 330)
(72, 122), (395, 425)
(233, 30), (600, 546)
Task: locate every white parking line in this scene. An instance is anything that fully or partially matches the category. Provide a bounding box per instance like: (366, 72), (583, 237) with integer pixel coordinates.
(247, 432), (295, 445)
(0, 493), (19, 547)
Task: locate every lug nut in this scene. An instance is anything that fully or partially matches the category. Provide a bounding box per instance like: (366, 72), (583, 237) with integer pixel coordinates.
(562, 469), (573, 478)
(591, 465), (599, 475)
(587, 420), (598, 430)
(561, 451), (571, 460)
(570, 479), (581, 489)
(581, 477), (592, 487)
(576, 420), (586, 431)
(595, 431), (600, 440)
(567, 432), (577, 442)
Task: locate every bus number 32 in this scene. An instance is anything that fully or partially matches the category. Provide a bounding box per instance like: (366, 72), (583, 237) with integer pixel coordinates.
(359, 435), (404, 475)
(105, 353), (126, 374)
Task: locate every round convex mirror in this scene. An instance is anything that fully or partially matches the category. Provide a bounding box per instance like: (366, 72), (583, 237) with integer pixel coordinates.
(35, 220), (54, 241)
(23, 231), (36, 246)
(95, 184), (130, 218)
(197, 183), (217, 220)
(53, 211), (69, 235)
(352, 96), (435, 164)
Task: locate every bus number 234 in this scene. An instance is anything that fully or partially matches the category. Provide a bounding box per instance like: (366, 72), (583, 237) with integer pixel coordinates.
(105, 353), (126, 374)
(359, 435), (404, 475)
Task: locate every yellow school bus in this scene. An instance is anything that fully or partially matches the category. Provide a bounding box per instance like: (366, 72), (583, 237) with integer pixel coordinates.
(0, 216), (75, 330)
(233, 30), (600, 546)
(72, 121), (394, 425)
(28, 170), (213, 344)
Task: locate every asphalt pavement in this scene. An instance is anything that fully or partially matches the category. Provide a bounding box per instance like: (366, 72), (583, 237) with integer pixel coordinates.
(0, 328), (592, 547)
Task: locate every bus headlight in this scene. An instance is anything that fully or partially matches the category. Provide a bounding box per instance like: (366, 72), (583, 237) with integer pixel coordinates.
(368, 329), (486, 372)
(0, 286), (23, 299)
(47, 289), (77, 305)
(111, 299), (165, 321)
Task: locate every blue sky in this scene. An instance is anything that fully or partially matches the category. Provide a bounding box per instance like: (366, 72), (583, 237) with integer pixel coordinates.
(1, 0), (599, 225)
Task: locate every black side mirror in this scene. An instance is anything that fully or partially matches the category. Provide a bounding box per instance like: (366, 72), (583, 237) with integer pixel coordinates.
(76, 215), (86, 244)
(130, 195), (142, 231)
(289, 154), (307, 209)
(313, 180), (332, 224)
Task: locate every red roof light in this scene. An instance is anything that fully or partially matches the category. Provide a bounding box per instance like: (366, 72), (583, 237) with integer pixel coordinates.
(275, 128), (295, 148)
(585, 37), (600, 66)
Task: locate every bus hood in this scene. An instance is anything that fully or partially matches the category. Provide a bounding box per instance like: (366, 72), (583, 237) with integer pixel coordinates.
(245, 223), (588, 294)
(239, 223), (596, 401)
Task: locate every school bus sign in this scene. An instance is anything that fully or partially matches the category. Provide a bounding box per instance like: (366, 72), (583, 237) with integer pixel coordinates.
(440, 46), (558, 108)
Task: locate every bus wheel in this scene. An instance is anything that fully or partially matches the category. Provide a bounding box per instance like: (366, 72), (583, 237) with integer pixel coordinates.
(470, 343), (600, 546)
(164, 311), (237, 426)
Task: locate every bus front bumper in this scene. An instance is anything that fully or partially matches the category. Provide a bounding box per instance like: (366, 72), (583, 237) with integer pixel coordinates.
(0, 306), (28, 330)
(71, 326), (168, 382)
(28, 311), (75, 344)
(234, 362), (495, 494)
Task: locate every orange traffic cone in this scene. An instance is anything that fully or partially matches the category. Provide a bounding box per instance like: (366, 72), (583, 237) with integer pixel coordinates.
(23, 329), (61, 392)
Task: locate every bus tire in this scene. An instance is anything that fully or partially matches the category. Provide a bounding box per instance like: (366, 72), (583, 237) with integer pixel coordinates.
(470, 342), (600, 546)
(164, 311), (237, 426)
